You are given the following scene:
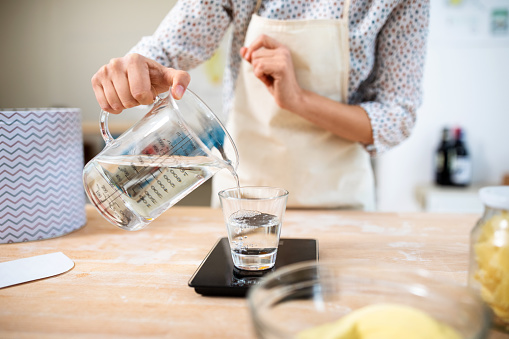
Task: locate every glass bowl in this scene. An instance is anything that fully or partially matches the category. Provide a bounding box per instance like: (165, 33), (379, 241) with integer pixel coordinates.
(247, 261), (492, 339)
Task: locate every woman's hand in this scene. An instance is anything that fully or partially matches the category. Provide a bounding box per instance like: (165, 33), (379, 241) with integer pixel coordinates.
(241, 35), (374, 145)
(91, 53), (190, 114)
(241, 34), (303, 112)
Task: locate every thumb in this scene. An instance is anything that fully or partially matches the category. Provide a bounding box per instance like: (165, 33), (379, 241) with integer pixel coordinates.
(162, 68), (191, 100)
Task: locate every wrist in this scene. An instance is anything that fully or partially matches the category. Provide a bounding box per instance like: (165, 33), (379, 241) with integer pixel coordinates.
(283, 87), (308, 115)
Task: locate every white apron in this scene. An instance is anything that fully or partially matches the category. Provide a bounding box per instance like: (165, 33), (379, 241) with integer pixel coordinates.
(212, 0), (375, 210)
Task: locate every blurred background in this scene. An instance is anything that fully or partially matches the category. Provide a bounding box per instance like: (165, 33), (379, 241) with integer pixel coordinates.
(1, 0), (508, 212)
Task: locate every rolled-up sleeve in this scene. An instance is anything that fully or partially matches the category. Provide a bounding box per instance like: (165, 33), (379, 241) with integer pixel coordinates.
(128, 0), (232, 70)
(359, 0), (429, 156)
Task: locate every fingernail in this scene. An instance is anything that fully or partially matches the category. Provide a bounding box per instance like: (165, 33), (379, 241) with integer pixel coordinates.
(174, 85), (185, 99)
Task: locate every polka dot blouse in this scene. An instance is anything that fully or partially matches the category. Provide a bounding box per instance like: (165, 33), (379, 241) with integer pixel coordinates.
(129, 0), (430, 156)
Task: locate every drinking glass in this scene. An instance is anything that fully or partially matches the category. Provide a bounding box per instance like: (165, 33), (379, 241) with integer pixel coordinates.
(219, 187), (289, 271)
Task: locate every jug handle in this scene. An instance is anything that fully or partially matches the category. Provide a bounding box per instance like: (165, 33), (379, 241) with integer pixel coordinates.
(99, 109), (114, 145)
(99, 96), (164, 145)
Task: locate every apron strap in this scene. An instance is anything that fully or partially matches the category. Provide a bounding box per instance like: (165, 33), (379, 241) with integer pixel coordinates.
(342, 0), (351, 20)
(255, 0), (263, 14)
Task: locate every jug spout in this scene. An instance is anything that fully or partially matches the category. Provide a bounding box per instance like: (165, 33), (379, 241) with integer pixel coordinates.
(167, 89), (238, 169)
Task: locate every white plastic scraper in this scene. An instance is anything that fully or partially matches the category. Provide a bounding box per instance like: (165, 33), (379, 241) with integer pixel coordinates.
(0, 252), (74, 288)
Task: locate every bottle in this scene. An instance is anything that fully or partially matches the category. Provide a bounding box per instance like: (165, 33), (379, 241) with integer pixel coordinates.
(450, 127), (472, 187)
(434, 127), (452, 186)
(469, 186), (509, 333)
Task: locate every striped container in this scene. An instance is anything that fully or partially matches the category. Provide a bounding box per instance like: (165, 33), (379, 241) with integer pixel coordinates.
(0, 108), (86, 243)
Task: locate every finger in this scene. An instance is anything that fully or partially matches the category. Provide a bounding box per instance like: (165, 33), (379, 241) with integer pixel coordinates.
(91, 81), (114, 113)
(91, 70), (112, 112)
(163, 69), (191, 100)
(257, 73), (274, 88)
(112, 72), (139, 109)
(252, 57), (285, 77)
(102, 80), (124, 114)
(245, 34), (280, 60)
(126, 54), (154, 105)
(91, 67), (116, 113)
(244, 34), (281, 61)
(240, 46), (248, 59)
(107, 58), (138, 109)
(106, 57), (139, 109)
(250, 59), (274, 87)
(253, 62), (271, 83)
(251, 47), (279, 61)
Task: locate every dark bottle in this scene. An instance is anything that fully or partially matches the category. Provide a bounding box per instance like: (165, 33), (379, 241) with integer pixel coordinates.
(450, 127), (472, 187)
(435, 127), (452, 186)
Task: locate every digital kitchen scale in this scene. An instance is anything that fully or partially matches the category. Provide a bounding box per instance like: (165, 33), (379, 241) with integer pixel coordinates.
(188, 237), (318, 297)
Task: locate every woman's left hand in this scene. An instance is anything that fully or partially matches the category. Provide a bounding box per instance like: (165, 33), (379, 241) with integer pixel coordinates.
(241, 34), (303, 111)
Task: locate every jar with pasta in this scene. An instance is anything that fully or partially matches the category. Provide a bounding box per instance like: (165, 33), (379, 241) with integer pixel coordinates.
(469, 186), (509, 333)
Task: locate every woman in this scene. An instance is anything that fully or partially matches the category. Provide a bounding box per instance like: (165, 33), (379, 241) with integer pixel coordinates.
(91, 0), (430, 210)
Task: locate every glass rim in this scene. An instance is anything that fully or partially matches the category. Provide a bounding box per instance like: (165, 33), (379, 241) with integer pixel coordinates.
(218, 186), (289, 200)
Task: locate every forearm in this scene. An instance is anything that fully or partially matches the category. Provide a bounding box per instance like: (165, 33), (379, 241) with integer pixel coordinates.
(291, 89), (374, 145)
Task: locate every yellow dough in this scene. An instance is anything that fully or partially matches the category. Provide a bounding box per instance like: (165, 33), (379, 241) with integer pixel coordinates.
(298, 303), (461, 339)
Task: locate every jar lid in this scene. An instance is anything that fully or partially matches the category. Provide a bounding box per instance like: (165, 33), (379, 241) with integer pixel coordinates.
(479, 186), (509, 210)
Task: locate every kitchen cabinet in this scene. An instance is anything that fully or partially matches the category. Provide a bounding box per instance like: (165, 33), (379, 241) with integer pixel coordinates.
(415, 184), (485, 214)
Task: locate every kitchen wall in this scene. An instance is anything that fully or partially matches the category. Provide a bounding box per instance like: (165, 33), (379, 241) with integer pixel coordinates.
(1, 0), (508, 211)
(0, 0), (178, 122)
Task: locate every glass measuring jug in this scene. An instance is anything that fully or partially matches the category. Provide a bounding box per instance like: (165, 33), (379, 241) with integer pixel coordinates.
(83, 89), (239, 231)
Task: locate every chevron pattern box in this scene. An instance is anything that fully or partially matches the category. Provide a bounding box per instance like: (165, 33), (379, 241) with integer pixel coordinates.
(0, 108), (87, 243)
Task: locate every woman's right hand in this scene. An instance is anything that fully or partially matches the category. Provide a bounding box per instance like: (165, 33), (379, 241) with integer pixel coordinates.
(91, 53), (191, 114)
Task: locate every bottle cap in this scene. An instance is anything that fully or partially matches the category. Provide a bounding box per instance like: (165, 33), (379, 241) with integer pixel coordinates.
(453, 126), (465, 140)
(479, 186), (509, 210)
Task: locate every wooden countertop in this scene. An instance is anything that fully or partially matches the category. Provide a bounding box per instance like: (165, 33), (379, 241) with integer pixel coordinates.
(1, 205), (507, 338)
